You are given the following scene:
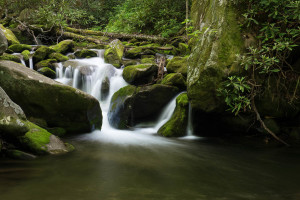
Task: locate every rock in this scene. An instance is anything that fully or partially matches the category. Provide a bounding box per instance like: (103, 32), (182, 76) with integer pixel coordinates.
(158, 93), (189, 137)
(123, 59), (139, 67)
(49, 52), (69, 62)
(37, 67), (56, 79)
(108, 84), (179, 129)
(50, 40), (75, 54)
(35, 59), (56, 71)
(122, 64), (158, 85)
(8, 44), (32, 53)
(0, 53), (21, 63)
(5, 149), (36, 160)
(141, 57), (156, 64)
(32, 46), (56, 64)
(124, 47), (156, 59)
(0, 60), (102, 133)
(74, 49), (97, 58)
(104, 39), (124, 68)
(188, 0), (244, 114)
(101, 77), (110, 101)
(178, 43), (190, 56)
(161, 73), (187, 91)
(19, 121), (74, 155)
(0, 29), (8, 55)
(0, 24), (20, 45)
(0, 86), (29, 138)
(166, 56), (188, 77)
(21, 50), (30, 63)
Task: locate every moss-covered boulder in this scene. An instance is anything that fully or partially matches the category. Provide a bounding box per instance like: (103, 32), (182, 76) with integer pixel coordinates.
(35, 59), (56, 71)
(104, 39), (124, 68)
(0, 29), (8, 55)
(141, 57), (156, 64)
(158, 93), (189, 137)
(124, 47), (143, 59)
(8, 44), (32, 53)
(21, 50), (30, 63)
(123, 59), (139, 67)
(123, 64), (158, 85)
(50, 40), (75, 54)
(166, 56), (188, 77)
(74, 49), (97, 58)
(49, 52), (69, 62)
(4, 149), (36, 160)
(178, 43), (190, 56)
(187, 0), (244, 114)
(0, 53), (21, 63)
(0, 60), (102, 134)
(0, 24), (19, 45)
(32, 46), (56, 64)
(108, 84), (179, 129)
(37, 67), (56, 79)
(161, 73), (187, 91)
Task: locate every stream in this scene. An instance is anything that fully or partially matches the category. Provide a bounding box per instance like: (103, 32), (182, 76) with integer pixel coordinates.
(1, 50), (300, 200)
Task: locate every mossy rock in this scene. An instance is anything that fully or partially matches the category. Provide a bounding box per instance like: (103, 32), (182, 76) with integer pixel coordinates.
(5, 149), (36, 160)
(108, 84), (179, 129)
(8, 44), (32, 53)
(124, 47), (143, 59)
(0, 60), (102, 134)
(161, 73), (187, 91)
(123, 64), (158, 85)
(21, 50), (30, 62)
(37, 67), (56, 79)
(35, 59), (56, 71)
(178, 43), (190, 56)
(0, 29), (8, 55)
(104, 39), (124, 68)
(32, 46), (56, 64)
(0, 24), (19, 45)
(50, 40), (75, 54)
(49, 53), (69, 62)
(158, 93), (189, 137)
(19, 121), (73, 155)
(74, 49), (97, 58)
(0, 53), (21, 63)
(123, 59), (139, 67)
(166, 56), (188, 77)
(141, 57), (156, 64)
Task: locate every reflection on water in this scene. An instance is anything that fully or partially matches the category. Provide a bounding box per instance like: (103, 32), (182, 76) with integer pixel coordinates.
(1, 132), (300, 200)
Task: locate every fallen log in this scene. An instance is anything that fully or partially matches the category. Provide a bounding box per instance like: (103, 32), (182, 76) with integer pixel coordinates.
(65, 27), (167, 43)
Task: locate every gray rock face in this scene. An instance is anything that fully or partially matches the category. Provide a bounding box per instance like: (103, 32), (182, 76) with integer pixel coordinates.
(0, 60), (102, 133)
(0, 29), (8, 56)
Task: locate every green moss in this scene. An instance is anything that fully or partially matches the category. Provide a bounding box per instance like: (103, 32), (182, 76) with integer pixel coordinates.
(20, 121), (51, 155)
(32, 46), (56, 64)
(166, 56), (188, 76)
(0, 24), (20, 45)
(37, 67), (56, 79)
(74, 49), (97, 58)
(49, 52), (69, 62)
(104, 39), (124, 68)
(8, 44), (32, 53)
(50, 40), (75, 54)
(124, 47), (143, 59)
(35, 59), (56, 70)
(178, 43), (190, 56)
(123, 64), (158, 85)
(161, 73), (186, 90)
(21, 50), (30, 61)
(46, 127), (66, 137)
(141, 57), (156, 64)
(0, 53), (21, 63)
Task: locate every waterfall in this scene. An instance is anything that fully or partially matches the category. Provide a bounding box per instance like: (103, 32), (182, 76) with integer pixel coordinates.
(186, 103), (194, 136)
(29, 57), (33, 69)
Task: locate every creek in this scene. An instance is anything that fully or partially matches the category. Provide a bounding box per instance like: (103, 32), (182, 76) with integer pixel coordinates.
(1, 50), (300, 200)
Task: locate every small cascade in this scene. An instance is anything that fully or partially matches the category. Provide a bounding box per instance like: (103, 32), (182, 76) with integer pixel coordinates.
(29, 57), (33, 69)
(20, 58), (26, 66)
(186, 103), (194, 136)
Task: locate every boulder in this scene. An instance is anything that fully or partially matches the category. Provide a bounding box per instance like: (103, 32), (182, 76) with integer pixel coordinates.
(37, 67), (56, 79)
(108, 84), (179, 129)
(101, 77), (110, 101)
(104, 39), (124, 68)
(158, 93), (189, 137)
(161, 73), (187, 91)
(50, 40), (75, 54)
(123, 59), (139, 67)
(0, 24), (20, 45)
(141, 57), (156, 64)
(122, 64), (158, 85)
(178, 43), (190, 56)
(35, 59), (56, 71)
(166, 56), (188, 77)
(8, 44), (32, 53)
(0, 60), (102, 133)
(49, 52), (69, 62)
(32, 46), (55, 64)
(5, 149), (36, 160)
(0, 53), (21, 63)
(124, 47), (156, 59)
(21, 50), (30, 63)
(0, 29), (8, 55)
(74, 49), (97, 58)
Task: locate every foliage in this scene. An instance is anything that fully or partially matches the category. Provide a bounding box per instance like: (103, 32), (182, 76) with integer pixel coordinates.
(219, 0), (300, 115)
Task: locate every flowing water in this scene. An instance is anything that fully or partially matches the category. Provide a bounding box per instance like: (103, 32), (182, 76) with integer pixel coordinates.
(2, 49), (300, 200)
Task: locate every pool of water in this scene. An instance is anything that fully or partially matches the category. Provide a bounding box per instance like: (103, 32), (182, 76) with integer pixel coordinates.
(1, 130), (300, 200)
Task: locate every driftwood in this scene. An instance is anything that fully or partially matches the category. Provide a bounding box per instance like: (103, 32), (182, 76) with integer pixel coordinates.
(65, 27), (167, 43)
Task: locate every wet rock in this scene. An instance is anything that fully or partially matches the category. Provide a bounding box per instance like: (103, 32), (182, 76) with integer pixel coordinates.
(161, 73), (187, 91)
(35, 59), (56, 71)
(166, 56), (188, 77)
(0, 29), (8, 55)
(49, 52), (69, 62)
(8, 44), (32, 53)
(122, 64), (158, 85)
(37, 67), (56, 79)
(0, 60), (102, 134)
(104, 39), (124, 68)
(5, 149), (36, 160)
(158, 93), (189, 137)
(101, 77), (110, 101)
(74, 49), (97, 58)
(32, 46), (55, 64)
(108, 84), (179, 129)
(50, 40), (75, 54)
(0, 24), (19, 45)
(0, 53), (21, 63)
